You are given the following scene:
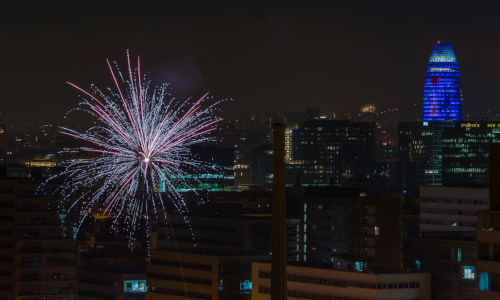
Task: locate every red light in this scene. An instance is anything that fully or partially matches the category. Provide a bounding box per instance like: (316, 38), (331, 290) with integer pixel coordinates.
(437, 40), (441, 44)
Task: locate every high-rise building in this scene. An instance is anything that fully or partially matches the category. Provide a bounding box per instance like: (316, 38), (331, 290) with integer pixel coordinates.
(397, 121), (455, 188)
(156, 214), (301, 262)
(157, 146), (235, 193)
(147, 250), (264, 300)
(287, 187), (402, 270)
(251, 262), (431, 300)
(477, 143), (500, 298)
(79, 267), (147, 300)
(442, 122), (500, 186)
(398, 121), (500, 189)
(422, 42), (463, 121)
(286, 120), (376, 187)
(0, 177), (78, 300)
(410, 231), (478, 299)
(250, 145), (273, 188)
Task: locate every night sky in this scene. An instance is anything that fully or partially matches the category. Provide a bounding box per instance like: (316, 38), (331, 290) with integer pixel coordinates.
(2, 2), (500, 127)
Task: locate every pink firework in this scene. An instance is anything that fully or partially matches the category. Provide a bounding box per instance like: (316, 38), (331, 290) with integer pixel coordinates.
(52, 51), (224, 236)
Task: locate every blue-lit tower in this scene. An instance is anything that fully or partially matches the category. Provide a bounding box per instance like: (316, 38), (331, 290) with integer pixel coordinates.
(422, 42), (463, 121)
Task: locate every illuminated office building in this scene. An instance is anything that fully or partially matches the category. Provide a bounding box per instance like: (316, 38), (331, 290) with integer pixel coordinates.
(158, 146), (235, 193)
(442, 122), (500, 186)
(286, 120), (376, 187)
(398, 121), (455, 188)
(422, 42), (463, 121)
(399, 121), (500, 189)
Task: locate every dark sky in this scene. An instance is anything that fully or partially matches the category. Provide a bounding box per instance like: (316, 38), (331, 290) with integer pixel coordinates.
(2, 1), (500, 127)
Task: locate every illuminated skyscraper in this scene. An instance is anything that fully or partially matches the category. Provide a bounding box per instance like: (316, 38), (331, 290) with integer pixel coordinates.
(423, 42), (463, 121)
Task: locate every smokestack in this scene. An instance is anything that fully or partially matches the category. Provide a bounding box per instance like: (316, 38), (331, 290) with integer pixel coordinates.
(489, 143), (500, 210)
(272, 123), (287, 300)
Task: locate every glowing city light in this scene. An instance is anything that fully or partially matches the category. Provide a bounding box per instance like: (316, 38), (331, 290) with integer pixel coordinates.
(422, 42), (463, 121)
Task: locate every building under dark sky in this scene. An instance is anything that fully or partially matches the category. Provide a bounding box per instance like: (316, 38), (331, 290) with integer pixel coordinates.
(423, 42), (463, 121)
(3, 2), (500, 127)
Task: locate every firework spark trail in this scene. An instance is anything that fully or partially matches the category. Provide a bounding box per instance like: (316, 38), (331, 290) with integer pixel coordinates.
(50, 51), (225, 239)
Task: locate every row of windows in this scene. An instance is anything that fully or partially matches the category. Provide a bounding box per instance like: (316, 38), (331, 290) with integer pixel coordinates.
(79, 277), (116, 287)
(0, 284), (12, 291)
(0, 202), (12, 208)
(420, 219), (476, 227)
(258, 271), (420, 289)
(259, 287), (357, 300)
(0, 271), (11, 277)
(149, 259), (212, 271)
(420, 208), (478, 216)
(147, 273), (212, 285)
(149, 286), (211, 300)
(78, 289), (116, 300)
(259, 287), (420, 300)
(164, 223), (239, 233)
(420, 197), (486, 205)
(169, 236), (243, 247)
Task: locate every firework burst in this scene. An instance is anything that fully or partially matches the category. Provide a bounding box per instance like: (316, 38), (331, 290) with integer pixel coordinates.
(49, 51), (224, 238)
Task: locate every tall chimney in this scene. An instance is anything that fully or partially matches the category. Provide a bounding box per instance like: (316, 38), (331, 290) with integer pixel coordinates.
(272, 123), (287, 300)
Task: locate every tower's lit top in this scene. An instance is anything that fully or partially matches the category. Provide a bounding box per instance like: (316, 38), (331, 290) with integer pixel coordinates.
(422, 42), (463, 121)
(428, 43), (457, 63)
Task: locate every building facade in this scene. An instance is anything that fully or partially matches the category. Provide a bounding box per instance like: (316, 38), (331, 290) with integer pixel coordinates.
(0, 179), (78, 300)
(422, 42), (463, 121)
(442, 122), (500, 186)
(252, 262), (431, 300)
(477, 143), (500, 299)
(286, 120), (376, 187)
(410, 231), (477, 300)
(419, 186), (489, 232)
(398, 121), (457, 188)
(156, 214), (301, 262)
(147, 250), (266, 300)
(79, 267), (147, 300)
(288, 187), (402, 270)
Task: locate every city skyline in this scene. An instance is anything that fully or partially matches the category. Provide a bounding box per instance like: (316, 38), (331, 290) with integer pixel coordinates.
(3, 3), (500, 299)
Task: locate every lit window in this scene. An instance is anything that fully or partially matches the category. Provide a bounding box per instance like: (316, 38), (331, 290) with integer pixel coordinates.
(462, 265), (475, 280)
(415, 260), (421, 269)
(479, 272), (489, 291)
(240, 280), (252, 292)
(355, 262), (364, 272)
(124, 280), (147, 292)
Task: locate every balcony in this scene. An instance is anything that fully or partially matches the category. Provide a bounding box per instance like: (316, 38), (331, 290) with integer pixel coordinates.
(478, 230), (500, 243)
(478, 260), (500, 274)
(478, 290), (500, 299)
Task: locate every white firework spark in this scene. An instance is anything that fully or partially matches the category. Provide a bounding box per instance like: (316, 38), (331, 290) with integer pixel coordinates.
(50, 51), (224, 237)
